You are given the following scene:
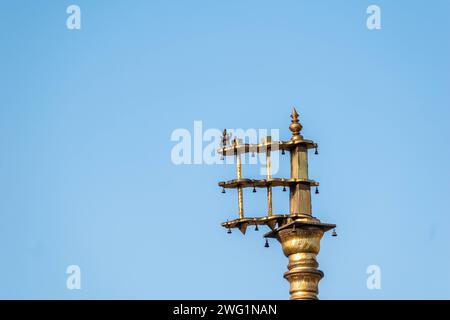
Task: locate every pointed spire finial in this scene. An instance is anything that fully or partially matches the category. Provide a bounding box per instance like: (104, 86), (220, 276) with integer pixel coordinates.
(291, 107), (299, 121)
(289, 106), (303, 142)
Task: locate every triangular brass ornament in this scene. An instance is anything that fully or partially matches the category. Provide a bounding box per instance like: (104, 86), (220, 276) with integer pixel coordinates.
(238, 223), (248, 235)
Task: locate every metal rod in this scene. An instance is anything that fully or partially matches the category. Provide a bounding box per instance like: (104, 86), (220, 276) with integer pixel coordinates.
(267, 186), (272, 216)
(235, 138), (244, 219)
(265, 136), (273, 216)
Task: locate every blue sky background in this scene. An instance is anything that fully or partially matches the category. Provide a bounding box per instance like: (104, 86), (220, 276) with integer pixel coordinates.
(0, 0), (449, 299)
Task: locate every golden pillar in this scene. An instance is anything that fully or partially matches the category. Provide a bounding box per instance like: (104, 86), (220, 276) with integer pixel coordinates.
(219, 108), (336, 300)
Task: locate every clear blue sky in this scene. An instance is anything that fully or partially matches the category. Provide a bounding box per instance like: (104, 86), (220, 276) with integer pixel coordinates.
(0, 0), (449, 299)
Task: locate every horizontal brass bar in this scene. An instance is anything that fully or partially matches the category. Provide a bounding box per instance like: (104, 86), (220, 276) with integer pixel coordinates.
(221, 214), (335, 231)
(218, 139), (317, 156)
(218, 178), (319, 189)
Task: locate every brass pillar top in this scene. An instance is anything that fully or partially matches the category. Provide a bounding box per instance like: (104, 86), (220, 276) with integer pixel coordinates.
(217, 107), (336, 300)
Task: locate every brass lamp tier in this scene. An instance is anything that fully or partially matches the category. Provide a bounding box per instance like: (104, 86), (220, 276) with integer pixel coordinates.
(219, 178), (319, 189)
(218, 107), (336, 300)
(222, 215), (335, 235)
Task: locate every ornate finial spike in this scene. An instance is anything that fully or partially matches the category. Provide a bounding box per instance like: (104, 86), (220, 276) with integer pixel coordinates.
(291, 107), (299, 121)
(289, 106), (303, 142)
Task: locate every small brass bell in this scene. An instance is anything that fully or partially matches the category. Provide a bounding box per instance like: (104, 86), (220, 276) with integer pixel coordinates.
(281, 149), (285, 155)
(222, 187), (226, 194)
(282, 186), (286, 192)
(264, 239), (269, 248)
(253, 186), (257, 193)
(255, 224), (259, 231)
(227, 227), (232, 234)
(315, 147), (318, 155)
(332, 229), (337, 237)
(315, 187), (319, 194)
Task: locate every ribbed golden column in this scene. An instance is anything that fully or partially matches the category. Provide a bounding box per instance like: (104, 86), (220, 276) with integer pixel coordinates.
(276, 226), (325, 300)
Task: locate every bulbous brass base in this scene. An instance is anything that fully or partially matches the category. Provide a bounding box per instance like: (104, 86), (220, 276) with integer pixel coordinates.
(273, 225), (328, 300)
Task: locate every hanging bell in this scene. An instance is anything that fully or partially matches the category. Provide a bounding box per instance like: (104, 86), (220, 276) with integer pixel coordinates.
(255, 224), (259, 231)
(282, 186), (286, 192)
(315, 147), (318, 155)
(281, 149), (285, 155)
(253, 186), (257, 193)
(222, 187), (226, 194)
(332, 229), (337, 237)
(227, 227), (232, 234)
(315, 186), (319, 194)
(264, 238), (269, 248)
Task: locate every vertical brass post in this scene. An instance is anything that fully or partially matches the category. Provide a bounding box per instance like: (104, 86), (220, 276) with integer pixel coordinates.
(289, 109), (312, 216)
(275, 107), (324, 300)
(289, 145), (312, 216)
(264, 136), (273, 216)
(234, 138), (244, 219)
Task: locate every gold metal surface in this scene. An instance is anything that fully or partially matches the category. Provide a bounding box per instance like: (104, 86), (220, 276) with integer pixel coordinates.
(218, 178), (319, 189)
(289, 108), (303, 142)
(218, 139), (317, 156)
(277, 226), (324, 300)
(263, 136), (273, 216)
(218, 107), (336, 300)
(290, 144), (312, 216)
(234, 138), (244, 219)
